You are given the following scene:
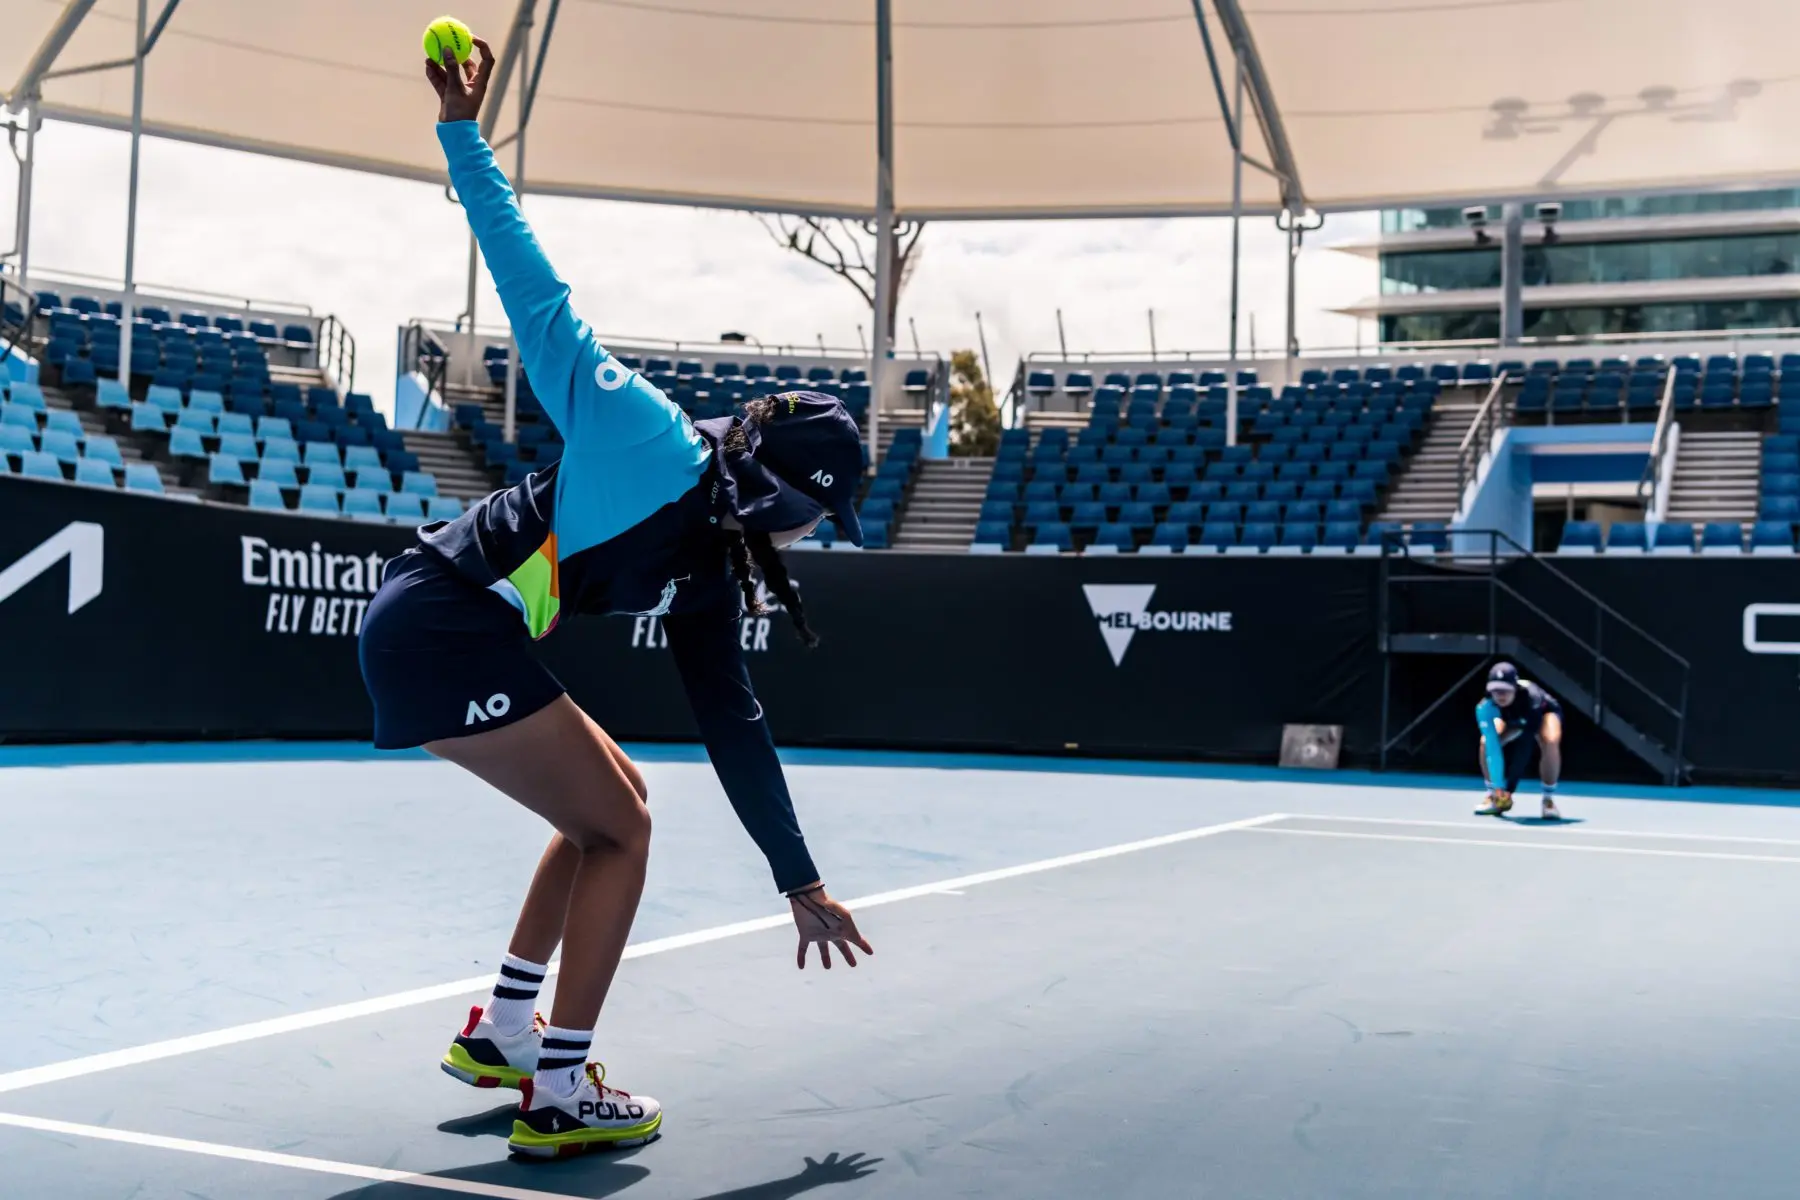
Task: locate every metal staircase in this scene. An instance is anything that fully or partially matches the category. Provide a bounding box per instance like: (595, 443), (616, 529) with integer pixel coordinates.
(1378, 530), (1690, 785)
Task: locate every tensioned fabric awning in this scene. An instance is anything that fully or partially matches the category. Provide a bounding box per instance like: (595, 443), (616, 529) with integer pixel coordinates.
(7, 0), (1799, 220)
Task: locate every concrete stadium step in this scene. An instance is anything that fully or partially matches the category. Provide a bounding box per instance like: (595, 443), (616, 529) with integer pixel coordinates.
(891, 455), (993, 551)
(402, 431), (496, 500)
(1663, 426), (1762, 524)
(1375, 401), (1485, 525)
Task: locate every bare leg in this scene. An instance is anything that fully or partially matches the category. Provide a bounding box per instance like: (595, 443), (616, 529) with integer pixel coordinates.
(491, 731), (648, 965)
(1537, 712), (1563, 787)
(428, 696), (651, 1029)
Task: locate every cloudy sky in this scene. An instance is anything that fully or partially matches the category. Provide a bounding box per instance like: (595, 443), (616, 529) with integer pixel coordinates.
(13, 119), (1381, 408)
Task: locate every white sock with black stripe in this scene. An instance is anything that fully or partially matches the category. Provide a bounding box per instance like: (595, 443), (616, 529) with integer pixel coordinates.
(485, 953), (547, 1036)
(534, 1025), (593, 1097)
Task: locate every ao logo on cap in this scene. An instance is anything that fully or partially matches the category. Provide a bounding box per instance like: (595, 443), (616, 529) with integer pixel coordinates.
(810, 469), (834, 488)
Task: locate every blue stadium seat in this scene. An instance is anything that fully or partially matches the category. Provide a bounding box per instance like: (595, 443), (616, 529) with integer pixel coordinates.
(1760, 495), (1800, 522)
(1069, 502), (1107, 528)
(1606, 522), (1649, 553)
(38, 429), (82, 464)
(9, 382), (47, 411)
(302, 440), (341, 466)
(256, 458), (298, 487)
(1651, 522), (1696, 554)
(1198, 522), (1237, 551)
(424, 496), (464, 521)
(20, 450), (62, 481)
(73, 458), (116, 488)
(1239, 522), (1278, 553)
(343, 488), (387, 521)
(972, 521), (1012, 550)
(1701, 522), (1744, 554)
(297, 483), (340, 514)
(0, 423), (33, 456)
(1751, 521), (1795, 554)
(1321, 522), (1361, 550)
(168, 426), (207, 460)
(208, 453), (247, 487)
(1148, 523), (1189, 553)
(1090, 523), (1136, 553)
(1031, 522), (1073, 553)
(302, 460), (345, 492)
(189, 388), (225, 415)
(118, 462), (162, 494)
(246, 479), (286, 510)
(1279, 524), (1319, 551)
(1560, 521), (1602, 553)
(261, 437), (300, 464)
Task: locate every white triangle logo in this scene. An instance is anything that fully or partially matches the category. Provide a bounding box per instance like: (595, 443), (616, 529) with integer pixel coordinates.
(1083, 584), (1156, 666)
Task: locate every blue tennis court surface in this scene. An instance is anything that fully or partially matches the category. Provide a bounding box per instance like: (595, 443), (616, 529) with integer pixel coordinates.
(7, 749), (1800, 1198)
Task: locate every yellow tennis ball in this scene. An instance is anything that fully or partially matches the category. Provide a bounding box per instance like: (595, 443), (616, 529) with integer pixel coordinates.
(423, 16), (473, 65)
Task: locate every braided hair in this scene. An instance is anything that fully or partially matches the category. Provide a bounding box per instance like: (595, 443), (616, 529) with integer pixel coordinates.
(722, 397), (820, 648)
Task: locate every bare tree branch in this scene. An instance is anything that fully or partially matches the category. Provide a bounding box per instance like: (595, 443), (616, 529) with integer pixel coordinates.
(751, 212), (927, 329)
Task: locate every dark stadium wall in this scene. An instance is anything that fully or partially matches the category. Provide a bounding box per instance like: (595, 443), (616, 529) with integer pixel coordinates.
(1, 476), (1794, 786)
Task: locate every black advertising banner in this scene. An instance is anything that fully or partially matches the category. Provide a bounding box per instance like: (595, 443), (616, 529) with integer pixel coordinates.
(0, 476), (413, 739)
(1, 474), (1795, 784)
(550, 551), (1383, 763)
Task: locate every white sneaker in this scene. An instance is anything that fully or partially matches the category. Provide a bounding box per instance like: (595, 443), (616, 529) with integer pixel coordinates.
(1542, 797), (1562, 821)
(440, 1005), (542, 1090)
(510, 1063), (662, 1158)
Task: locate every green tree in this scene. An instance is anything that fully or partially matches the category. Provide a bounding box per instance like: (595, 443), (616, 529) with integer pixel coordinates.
(948, 349), (1000, 457)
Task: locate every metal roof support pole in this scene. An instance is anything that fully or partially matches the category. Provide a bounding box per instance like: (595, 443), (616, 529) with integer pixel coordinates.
(1210, 0), (1305, 209)
(18, 100), (39, 287)
(117, 0), (147, 387)
(1226, 59), (1243, 447)
(1500, 202), (1525, 345)
(505, 7), (536, 447)
(1284, 215), (1297, 362)
(868, 0), (896, 467)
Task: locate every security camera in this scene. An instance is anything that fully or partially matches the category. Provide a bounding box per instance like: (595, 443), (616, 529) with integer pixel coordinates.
(1462, 206), (1491, 245)
(1535, 202), (1562, 223)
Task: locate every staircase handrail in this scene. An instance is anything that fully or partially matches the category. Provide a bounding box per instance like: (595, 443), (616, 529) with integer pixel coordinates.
(401, 321), (450, 405)
(1636, 366), (1679, 508)
(1454, 373), (1511, 507)
(1379, 526), (1691, 782)
(0, 277), (40, 367)
(317, 314), (357, 394)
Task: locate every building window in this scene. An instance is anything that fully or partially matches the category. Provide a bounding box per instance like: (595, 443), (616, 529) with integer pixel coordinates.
(1384, 188), (1800, 233)
(1381, 299), (1800, 343)
(1382, 232), (1800, 295)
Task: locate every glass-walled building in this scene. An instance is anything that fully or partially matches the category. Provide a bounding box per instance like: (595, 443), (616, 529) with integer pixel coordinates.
(1336, 189), (1800, 344)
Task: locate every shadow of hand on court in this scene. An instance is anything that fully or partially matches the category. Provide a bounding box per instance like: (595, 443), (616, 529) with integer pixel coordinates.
(687, 1151), (883, 1199)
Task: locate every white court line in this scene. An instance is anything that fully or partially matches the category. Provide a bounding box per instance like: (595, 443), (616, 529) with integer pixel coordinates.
(0, 1111), (571, 1200)
(1249, 826), (1800, 865)
(0, 811), (1287, 1098)
(1291, 813), (1800, 848)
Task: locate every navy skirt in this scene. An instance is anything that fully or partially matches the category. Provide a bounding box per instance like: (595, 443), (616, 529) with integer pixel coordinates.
(359, 550), (566, 749)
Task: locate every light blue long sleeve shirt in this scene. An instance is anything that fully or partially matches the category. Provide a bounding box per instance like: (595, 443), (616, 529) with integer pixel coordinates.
(438, 121), (710, 559)
(1476, 698), (1509, 786)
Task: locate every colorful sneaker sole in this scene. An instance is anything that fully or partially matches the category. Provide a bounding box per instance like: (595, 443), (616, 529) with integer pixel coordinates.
(507, 1111), (663, 1158)
(440, 1042), (530, 1090)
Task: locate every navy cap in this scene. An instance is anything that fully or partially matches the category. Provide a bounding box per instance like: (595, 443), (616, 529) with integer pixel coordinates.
(1486, 662), (1520, 692)
(741, 391), (866, 546)
(697, 391), (866, 546)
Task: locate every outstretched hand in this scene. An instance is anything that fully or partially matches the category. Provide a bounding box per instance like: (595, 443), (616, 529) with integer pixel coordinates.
(789, 886), (874, 970)
(425, 36), (495, 124)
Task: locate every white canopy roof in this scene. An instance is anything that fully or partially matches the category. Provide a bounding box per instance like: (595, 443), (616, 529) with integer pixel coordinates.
(8, 0), (1799, 219)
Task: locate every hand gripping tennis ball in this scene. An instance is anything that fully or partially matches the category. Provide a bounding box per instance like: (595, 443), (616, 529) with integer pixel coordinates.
(423, 16), (473, 65)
